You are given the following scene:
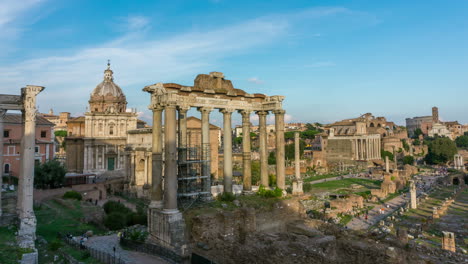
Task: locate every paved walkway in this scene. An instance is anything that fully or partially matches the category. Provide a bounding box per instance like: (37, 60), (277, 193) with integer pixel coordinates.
(346, 195), (409, 230)
(85, 235), (169, 264)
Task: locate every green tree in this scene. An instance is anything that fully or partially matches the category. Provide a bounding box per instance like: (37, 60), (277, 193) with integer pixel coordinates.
(455, 135), (468, 148)
(402, 155), (415, 165)
(301, 130), (319, 140)
(413, 128), (423, 139)
(268, 151), (276, 165)
(234, 136), (242, 145)
(401, 139), (410, 152)
(284, 131), (295, 140)
(251, 161), (261, 185)
(285, 140), (305, 160)
(34, 159), (66, 189)
(381, 150), (394, 161)
(424, 137), (458, 165)
(413, 139), (421, 146)
(54, 130), (68, 137)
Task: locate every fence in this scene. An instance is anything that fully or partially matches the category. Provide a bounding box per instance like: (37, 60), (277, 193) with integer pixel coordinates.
(63, 236), (129, 264)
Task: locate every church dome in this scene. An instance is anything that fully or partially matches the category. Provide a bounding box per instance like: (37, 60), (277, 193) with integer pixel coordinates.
(89, 62), (127, 113)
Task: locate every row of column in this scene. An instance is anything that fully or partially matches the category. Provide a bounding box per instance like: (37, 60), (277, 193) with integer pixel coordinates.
(354, 137), (380, 160)
(148, 104), (286, 212)
(84, 145), (124, 171)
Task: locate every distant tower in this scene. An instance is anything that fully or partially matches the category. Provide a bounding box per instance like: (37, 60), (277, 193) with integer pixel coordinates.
(432, 106), (439, 123)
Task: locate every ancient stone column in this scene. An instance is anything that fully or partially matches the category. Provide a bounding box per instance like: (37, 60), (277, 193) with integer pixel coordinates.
(18, 85), (44, 249)
(295, 132), (300, 180)
(0, 109), (6, 217)
(292, 132), (303, 195)
(409, 180), (417, 209)
(150, 106), (163, 208)
(199, 107), (212, 197)
(221, 109), (234, 193)
(274, 109), (286, 190)
(164, 104), (178, 211)
(385, 156), (390, 173)
(178, 106), (189, 148)
(393, 146), (397, 167)
(442, 231), (456, 252)
(257, 111), (268, 187)
(240, 110), (252, 192)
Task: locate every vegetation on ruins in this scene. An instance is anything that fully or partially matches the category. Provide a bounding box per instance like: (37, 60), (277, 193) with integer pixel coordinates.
(402, 155), (415, 165)
(34, 159), (66, 189)
(251, 160), (261, 185)
(380, 150), (394, 161)
(218, 191), (236, 202)
(0, 227), (34, 264)
(102, 201), (147, 230)
(401, 139), (410, 152)
(268, 151), (276, 164)
(257, 185), (283, 198)
(424, 137), (458, 164)
(63, 190), (82, 201)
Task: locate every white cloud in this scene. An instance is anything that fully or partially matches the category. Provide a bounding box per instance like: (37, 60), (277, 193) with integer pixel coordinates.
(247, 77), (264, 84)
(305, 61), (336, 68)
(121, 15), (150, 32)
(0, 0), (44, 41)
(0, 6), (350, 117)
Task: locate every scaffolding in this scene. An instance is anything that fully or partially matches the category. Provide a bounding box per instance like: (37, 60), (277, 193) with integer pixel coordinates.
(177, 144), (211, 206)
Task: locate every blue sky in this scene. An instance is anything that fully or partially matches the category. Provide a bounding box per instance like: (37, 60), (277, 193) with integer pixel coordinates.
(1, 0), (467, 126)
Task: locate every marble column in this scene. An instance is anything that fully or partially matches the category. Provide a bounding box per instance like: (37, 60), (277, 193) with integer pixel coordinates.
(410, 180), (417, 209)
(385, 156), (390, 173)
(274, 109), (285, 190)
(295, 132), (300, 180)
(83, 146), (88, 172)
(164, 104), (177, 211)
(150, 106), (163, 208)
(0, 109), (6, 217)
(257, 111), (269, 187)
(18, 85), (44, 249)
(292, 132), (303, 195)
(178, 106), (189, 149)
(221, 109), (234, 193)
(199, 107), (212, 196)
(240, 110), (252, 192)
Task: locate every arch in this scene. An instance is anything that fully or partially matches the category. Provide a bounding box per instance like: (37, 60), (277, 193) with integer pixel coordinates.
(136, 159), (145, 171)
(453, 177), (460, 185)
(4, 163), (10, 174)
(377, 123), (382, 128)
(370, 123), (375, 127)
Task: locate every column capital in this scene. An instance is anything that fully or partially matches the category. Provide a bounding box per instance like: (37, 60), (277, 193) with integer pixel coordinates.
(273, 109), (286, 115)
(197, 107), (213, 114)
(220, 108), (235, 114)
(255, 110), (268, 116)
(177, 105), (190, 112)
(0, 109), (7, 118)
(238, 109), (252, 116)
(152, 105), (164, 112)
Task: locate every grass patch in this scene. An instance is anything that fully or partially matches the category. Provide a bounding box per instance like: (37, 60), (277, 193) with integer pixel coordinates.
(0, 227), (35, 264)
(309, 178), (381, 191)
(303, 173), (343, 182)
(36, 199), (105, 241)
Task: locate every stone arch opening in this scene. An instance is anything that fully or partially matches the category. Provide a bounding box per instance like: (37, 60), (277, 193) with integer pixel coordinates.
(453, 177), (460, 185)
(370, 123), (375, 127)
(4, 163), (10, 173)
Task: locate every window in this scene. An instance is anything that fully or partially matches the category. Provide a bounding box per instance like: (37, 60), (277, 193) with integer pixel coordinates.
(3, 130), (9, 138)
(41, 130), (47, 138)
(35, 146), (39, 153)
(4, 164), (10, 173)
(109, 126), (114, 135)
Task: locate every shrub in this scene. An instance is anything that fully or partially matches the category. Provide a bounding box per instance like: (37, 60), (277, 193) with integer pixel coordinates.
(218, 192), (236, 202)
(127, 229), (149, 242)
(103, 201), (131, 215)
(48, 240), (63, 251)
(257, 185), (282, 198)
(62, 190), (82, 201)
(303, 183), (313, 193)
(104, 212), (128, 230)
(403, 155), (415, 165)
(127, 212), (147, 226)
(268, 174), (277, 186)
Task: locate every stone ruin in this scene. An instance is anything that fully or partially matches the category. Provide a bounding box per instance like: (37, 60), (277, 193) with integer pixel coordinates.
(441, 231), (456, 252)
(142, 72), (286, 259)
(0, 86), (44, 263)
(326, 194), (364, 218)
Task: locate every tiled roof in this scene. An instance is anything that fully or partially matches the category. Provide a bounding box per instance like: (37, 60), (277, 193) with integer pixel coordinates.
(4, 113), (54, 126)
